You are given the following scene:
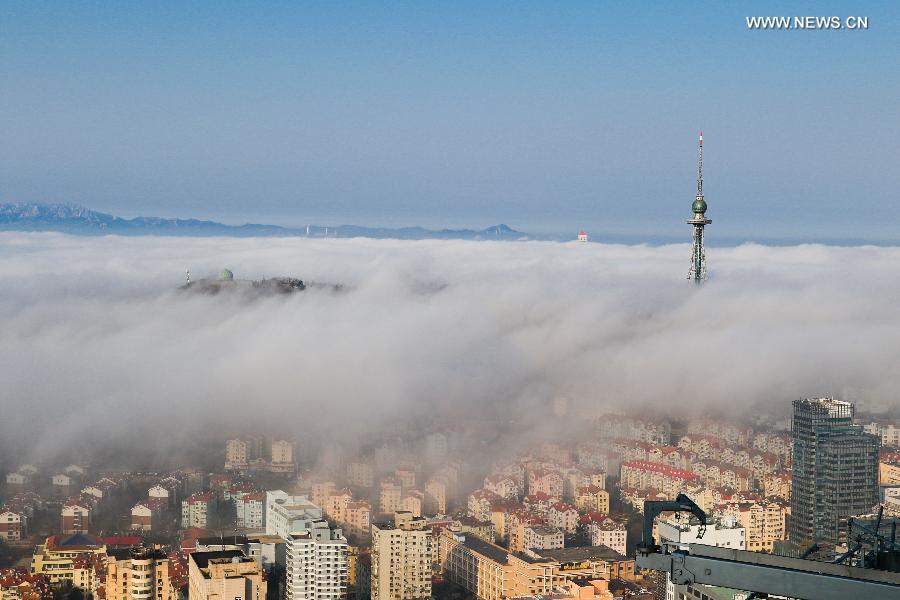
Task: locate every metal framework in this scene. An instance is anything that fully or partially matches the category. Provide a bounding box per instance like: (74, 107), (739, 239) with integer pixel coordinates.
(687, 130), (711, 284)
(637, 543), (900, 600)
(637, 494), (900, 600)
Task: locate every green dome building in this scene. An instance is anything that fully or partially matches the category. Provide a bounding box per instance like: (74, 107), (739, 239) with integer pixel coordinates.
(218, 268), (234, 282)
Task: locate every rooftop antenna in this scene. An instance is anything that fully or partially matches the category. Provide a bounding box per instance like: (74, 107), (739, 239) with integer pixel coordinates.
(687, 129), (711, 284)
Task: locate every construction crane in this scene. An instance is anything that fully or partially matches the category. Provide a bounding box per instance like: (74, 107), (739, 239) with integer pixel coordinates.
(636, 495), (900, 600)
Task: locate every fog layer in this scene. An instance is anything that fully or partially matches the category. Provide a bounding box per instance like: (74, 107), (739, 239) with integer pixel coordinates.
(2, 233), (899, 462)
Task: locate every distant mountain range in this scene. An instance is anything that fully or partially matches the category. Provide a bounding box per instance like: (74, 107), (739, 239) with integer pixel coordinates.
(0, 203), (543, 241)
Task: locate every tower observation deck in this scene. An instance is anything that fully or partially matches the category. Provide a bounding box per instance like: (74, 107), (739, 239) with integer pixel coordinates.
(687, 130), (711, 284)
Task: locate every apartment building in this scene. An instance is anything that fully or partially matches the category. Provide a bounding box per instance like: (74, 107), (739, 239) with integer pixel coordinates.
(188, 551), (267, 600)
(424, 478), (447, 515)
(347, 462), (375, 489)
(181, 492), (217, 529)
(312, 481), (337, 511)
(762, 471), (792, 500)
(264, 491), (326, 541)
(401, 491), (424, 518)
(394, 468), (416, 489)
(235, 491), (266, 529)
(379, 480), (403, 514)
(371, 512), (432, 600)
(4, 473), (27, 495)
(286, 523), (348, 600)
(865, 422), (900, 449)
(527, 469), (564, 501)
(131, 498), (167, 531)
(439, 529), (634, 600)
(61, 502), (91, 535)
(468, 490), (499, 522)
(105, 547), (176, 600)
(523, 525), (564, 550)
(271, 439), (294, 464)
(547, 503), (578, 533)
(0, 512), (25, 542)
(483, 474), (520, 500)
(326, 489), (353, 524)
(880, 452), (900, 485)
(51, 474), (73, 500)
(344, 501), (372, 540)
(589, 519), (627, 556)
(575, 486), (610, 514)
(721, 500), (788, 552)
(30, 534), (107, 588)
(619, 461), (700, 499)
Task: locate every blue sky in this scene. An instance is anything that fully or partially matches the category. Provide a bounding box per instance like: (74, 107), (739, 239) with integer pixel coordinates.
(1, 2), (898, 240)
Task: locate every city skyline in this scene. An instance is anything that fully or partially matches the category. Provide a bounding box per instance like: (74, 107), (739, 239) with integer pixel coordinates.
(3, 4), (900, 599)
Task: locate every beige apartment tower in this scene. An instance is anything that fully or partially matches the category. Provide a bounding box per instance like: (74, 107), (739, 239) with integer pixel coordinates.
(106, 547), (175, 600)
(371, 512), (432, 600)
(188, 551), (267, 600)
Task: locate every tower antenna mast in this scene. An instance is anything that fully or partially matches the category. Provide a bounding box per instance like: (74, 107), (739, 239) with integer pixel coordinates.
(687, 130), (711, 284)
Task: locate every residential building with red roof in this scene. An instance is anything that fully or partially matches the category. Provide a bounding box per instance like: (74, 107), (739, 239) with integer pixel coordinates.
(0, 510), (26, 542)
(131, 497), (167, 531)
(547, 503), (578, 533)
(619, 460), (700, 499)
(181, 492), (217, 529)
(0, 568), (51, 600)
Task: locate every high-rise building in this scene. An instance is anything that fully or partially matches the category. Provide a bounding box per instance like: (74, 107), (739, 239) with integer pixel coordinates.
(687, 130), (711, 284)
(106, 547), (176, 600)
(789, 398), (880, 546)
(188, 550), (267, 600)
(265, 491), (324, 540)
(286, 523), (348, 600)
(371, 512), (432, 600)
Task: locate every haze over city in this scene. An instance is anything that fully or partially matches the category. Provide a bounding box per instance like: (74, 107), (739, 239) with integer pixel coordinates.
(2, 3), (900, 600)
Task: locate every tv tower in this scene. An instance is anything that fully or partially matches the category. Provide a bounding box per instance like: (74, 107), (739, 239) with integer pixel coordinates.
(687, 130), (711, 284)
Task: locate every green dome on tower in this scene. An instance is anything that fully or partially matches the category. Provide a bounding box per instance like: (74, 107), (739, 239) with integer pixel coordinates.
(217, 268), (234, 281)
(692, 196), (707, 214)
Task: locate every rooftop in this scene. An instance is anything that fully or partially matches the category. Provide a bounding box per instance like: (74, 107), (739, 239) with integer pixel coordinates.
(189, 550), (245, 569)
(461, 534), (510, 565)
(525, 545), (627, 564)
